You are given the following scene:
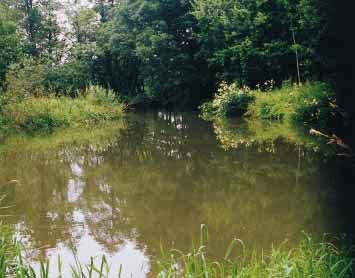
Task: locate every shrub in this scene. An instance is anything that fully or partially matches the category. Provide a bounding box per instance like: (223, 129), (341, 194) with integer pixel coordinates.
(199, 101), (215, 119)
(247, 84), (295, 121)
(1, 88), (124, 133)
(83, 85), (121, 106)
(200, 82), (255, 119)
(4, 58), (46, 104)
(246, 81), (338, 127)
(293, 82), (337, 127)
(44, 60), (93, 96)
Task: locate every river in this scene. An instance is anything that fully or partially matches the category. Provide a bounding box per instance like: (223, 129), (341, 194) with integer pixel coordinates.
(0, 111), (352, 277)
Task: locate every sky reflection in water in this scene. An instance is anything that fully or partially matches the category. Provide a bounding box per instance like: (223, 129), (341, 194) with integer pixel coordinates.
(0, 111), (344, 277)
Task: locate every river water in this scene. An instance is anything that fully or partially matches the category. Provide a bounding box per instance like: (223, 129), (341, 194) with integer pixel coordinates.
(0, 111), (350, 277)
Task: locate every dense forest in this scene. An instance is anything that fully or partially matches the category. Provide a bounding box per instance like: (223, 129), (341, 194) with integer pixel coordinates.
(0, 1), (353, 111)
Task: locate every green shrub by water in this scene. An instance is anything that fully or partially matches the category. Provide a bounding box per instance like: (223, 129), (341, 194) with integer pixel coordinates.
(201, 81), (339, 129)
(293, 82), (337, 126)
(200, 82), (255, 119)
(0, 85), (125, 134)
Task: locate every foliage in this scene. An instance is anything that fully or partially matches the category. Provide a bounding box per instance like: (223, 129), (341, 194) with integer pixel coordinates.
(248, 81), (338, 127)
(0, 3), (21, 88)
(200, 82), (255, 119)
(247, 81), (296, 121)
(192, 0), (333, 86)
(1, 87), (124, 134)
(1, 223), (354, 277)
(3, 58), (46, 104)
(293, 82), (337, 127)
(202, 81), (339, 129)
(44, 58), (94, 96)
(95, 0), (213, 106)
(0, 0), (346, 111)
(70, 8), (100, 44)
(158, 228), (355, 278)
(83, 84), (122, 105)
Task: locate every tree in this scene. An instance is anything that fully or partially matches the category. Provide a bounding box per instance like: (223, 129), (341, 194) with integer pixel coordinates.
(192, 0), (329, 87)
(40, 0), (64, 62)
(99, 0), (213, 106)
(70, 8), (99, 44)
(0, 3), (21, 88)
(94, 0), (116, 22)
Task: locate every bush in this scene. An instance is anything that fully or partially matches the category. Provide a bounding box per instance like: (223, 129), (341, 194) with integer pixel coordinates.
(1, 88), (125, 133)
(246, 81), (338, 127)
(293, 82), (337, 127)
(82, 85), (121, 106)
(44, 60), (93, 96)
(200, 82), (255, 119)
(247, 83), (295, 121)
(4, 58), (46, 104)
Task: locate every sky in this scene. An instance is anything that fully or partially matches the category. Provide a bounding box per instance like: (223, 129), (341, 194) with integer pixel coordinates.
(56, 0), (93, 28)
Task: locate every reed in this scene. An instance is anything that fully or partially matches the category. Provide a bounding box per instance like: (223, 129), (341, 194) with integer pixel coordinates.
(0, 224), (354, 277)
(157, 226), (354, 278)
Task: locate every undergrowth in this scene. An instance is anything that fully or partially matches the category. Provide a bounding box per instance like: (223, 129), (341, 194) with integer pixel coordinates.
(200, 81), (339, 129)
(0, 85), (125, 134)
(1, 224), (353, 277)
(157, 225), (354, 278)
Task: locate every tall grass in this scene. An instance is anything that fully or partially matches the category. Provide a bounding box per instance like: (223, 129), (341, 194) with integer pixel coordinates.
(247, 81), (337, 127)
(0, 85), (125, 134)
(157, 226), (354, 278)
(0, 223), (354, 277)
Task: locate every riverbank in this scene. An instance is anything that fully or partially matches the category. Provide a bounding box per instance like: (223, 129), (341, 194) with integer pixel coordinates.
(0, 86), (125, 136)
(0, 224), (353, 277)
(200, 81), (340, 130)
(199, 81), (354, 158)
(158, 230), (354, 277)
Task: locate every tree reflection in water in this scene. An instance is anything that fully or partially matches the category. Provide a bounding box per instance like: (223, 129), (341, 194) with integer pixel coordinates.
(0, 112), (345, 276)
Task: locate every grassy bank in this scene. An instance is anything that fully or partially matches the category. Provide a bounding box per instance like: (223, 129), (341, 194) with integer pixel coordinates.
(0, 224), (353, 277)
(200, 81), (339, 129)
(0, 86), (125, 135)
(158, 234), (354, 277)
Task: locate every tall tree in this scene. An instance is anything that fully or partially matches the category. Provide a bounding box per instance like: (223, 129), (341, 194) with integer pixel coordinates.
(0, 2), (21, 89)
(100, 0), (212, 106)
(40, 0), (63, 62)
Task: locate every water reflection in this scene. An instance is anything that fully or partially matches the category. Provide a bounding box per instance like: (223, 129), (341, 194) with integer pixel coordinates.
(0, 112), (345, 276)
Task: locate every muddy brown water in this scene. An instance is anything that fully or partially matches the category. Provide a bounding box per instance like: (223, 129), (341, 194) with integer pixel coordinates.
(0, 111), (349, 277)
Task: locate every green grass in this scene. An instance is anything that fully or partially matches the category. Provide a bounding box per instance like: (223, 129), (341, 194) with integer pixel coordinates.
(157, 226), (354, 278)
(199, 81), (340, 154)
(247, 81), (337, 127)
(0, 224), (353, 277)
(201, 81), (339, 129)
(0, 86), (125, 135)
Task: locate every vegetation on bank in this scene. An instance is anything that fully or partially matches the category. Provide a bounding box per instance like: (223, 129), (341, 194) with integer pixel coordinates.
(200, 81), (339, 129)
(0, 85), (125, 135)
(0, 0), (350, 109)
(0, 224), (354, 277)
(158, 234), (354, 277)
